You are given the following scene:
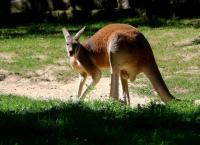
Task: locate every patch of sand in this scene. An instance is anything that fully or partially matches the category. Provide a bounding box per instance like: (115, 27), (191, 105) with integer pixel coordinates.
(173, 35), (200, 47)
(194, 100), (200, 105)
(180, 49), (200, 61)
(0, 52), (16, 63)
(0, 64), (151, 107)
(176, 66), (200, 75)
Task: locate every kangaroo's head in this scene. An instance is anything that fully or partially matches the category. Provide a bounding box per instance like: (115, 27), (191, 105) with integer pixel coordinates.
(62, 26), (86, 57)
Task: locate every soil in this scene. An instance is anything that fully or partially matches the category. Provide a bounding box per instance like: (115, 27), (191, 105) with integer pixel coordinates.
(0, 62), (151, 107)
(173, 35), (200, 47)
(0, 52), (16, 63)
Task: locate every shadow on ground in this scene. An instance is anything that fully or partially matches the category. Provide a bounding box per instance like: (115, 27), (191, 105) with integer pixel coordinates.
(0, 18), (200, 40)
(0, 96), (200, 145)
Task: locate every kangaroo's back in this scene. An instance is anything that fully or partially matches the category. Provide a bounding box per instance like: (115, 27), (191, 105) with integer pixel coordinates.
(85, 24), (139, 52)
(84, 24), (153, 68)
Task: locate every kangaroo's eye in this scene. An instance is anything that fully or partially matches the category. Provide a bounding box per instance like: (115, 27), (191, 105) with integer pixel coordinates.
(66, 43), (69, 46)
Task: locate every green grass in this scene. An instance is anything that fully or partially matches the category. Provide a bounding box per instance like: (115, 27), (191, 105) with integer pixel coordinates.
(1, 18), (197, 101)
(0, 35), (64, 72)
(0, 18), (200, 144)
(0, 18), (199, 73)
(0, 95), (200, 145)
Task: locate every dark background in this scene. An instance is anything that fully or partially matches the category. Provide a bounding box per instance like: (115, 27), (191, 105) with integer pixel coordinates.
(0, 0), (200, 24)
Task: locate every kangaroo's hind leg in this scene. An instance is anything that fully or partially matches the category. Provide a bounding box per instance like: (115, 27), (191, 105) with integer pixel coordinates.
(120, 70), (130, 105)
(109, 50), (121, 101)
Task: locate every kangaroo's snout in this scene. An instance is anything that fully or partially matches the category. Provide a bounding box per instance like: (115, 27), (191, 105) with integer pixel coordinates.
(69, 50), (74, 56)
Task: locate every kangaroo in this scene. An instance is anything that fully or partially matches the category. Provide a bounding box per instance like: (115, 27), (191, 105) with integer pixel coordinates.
(62, 24), (175, 104)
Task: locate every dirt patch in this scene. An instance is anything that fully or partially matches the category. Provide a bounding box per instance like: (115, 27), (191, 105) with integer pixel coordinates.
(194, 100), (200, 105)
(0, 52), (16, 63)
(0, 63), (151, 107)
(173, 35), (200, 47)
(0, 69), (10, 81)
(174, 87), (190, 94)
(176, 66), (200, 75)
(1, 62), (199, 107)
(180, 49), (200, 61)
(22, 60), (69, 82)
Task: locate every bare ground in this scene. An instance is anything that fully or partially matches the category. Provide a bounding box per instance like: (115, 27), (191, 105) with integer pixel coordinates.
(0, 52), (16, 63)
(173, 35), (200, 47)
(0, 62), (151, 107)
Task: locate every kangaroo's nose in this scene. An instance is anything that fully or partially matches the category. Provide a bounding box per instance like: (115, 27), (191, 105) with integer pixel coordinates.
(69, 50), (73, 56)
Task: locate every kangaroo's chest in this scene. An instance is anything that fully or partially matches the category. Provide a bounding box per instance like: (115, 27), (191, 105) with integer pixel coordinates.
(70, 57), (85, 72)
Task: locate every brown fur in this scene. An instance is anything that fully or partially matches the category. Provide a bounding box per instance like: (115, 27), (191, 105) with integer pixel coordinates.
(62, 24), (175, 104)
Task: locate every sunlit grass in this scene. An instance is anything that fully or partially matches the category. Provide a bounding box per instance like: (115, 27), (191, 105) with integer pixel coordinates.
(0, 36), (64, 71)
(0, 18), (199, 100)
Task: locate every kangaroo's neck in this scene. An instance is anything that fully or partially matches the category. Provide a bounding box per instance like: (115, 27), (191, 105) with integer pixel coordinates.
(78, 41), (110, 68)
(76, 43), (90, 60)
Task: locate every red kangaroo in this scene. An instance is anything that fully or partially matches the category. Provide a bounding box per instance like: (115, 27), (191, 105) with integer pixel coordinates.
(62, 24), (175, 104)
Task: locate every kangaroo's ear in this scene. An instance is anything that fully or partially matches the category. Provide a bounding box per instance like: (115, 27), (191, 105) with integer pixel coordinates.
(74, 26), (86, 40)
(62, 28), (70, 42)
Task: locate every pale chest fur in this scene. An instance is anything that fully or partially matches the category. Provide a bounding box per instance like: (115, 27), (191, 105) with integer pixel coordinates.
(70, 56), (85, 73)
